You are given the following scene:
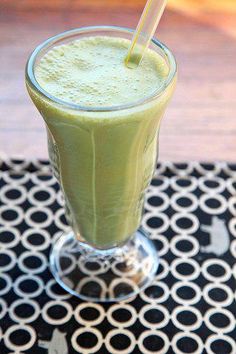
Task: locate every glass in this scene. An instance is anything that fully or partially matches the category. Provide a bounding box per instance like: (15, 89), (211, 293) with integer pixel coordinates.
(26, 26), (177, 302)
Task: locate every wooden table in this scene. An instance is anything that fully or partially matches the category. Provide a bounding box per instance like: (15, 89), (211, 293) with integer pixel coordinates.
(1, 0), (236, 161)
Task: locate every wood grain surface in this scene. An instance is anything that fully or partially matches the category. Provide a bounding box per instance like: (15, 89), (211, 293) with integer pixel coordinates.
(0, 0), (235, 161)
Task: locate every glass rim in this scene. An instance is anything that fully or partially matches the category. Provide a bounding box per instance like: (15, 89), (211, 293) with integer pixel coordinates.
(26, 25), (177, 112)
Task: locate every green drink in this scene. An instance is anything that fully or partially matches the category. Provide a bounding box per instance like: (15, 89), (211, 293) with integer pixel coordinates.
(26, 27), (176, 301)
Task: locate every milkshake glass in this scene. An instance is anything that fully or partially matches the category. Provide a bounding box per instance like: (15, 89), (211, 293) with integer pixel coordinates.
(26, 26), (177, 301)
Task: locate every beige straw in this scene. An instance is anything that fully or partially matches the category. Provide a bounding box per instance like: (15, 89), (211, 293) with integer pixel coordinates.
(125, 0), (167, 68)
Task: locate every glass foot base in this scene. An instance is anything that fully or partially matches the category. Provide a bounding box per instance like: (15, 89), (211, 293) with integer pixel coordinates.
(50, 229), (159, 302)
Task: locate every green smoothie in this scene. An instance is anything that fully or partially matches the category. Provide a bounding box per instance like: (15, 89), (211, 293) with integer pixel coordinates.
(27, 35), (175, 248)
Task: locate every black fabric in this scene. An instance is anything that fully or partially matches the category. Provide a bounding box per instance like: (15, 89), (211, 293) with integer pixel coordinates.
(0, 159), (235, 354)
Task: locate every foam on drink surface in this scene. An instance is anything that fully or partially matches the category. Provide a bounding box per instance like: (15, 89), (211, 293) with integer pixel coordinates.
(35, 36), (168, 107)
(29, 35), (175, 248)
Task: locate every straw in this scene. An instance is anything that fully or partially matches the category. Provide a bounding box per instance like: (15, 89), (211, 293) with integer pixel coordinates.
(125, 0), (167, 68)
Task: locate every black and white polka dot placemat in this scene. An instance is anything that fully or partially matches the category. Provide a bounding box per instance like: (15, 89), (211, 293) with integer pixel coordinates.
(0, 158), (236, 354)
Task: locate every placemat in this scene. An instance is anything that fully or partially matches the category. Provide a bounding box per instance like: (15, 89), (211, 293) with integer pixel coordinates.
(0, 159), (236, 354)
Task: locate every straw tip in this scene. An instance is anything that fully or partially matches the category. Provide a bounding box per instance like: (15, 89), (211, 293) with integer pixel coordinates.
(125, 53), (142, 69)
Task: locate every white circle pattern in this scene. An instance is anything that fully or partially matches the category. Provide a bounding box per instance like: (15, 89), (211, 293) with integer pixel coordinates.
(198, 176), (225, 194)
(170, 192), (198, 213)
(203, 283), (234, 308)
(172, 306), (202, 331)
(150, 235), (169, 256)
(28, 185), (56, 206)
(0, 273), (11, 296)
(170, 235), (199, 258)
(202, 259), (232, 283)
(2, 171), (30, 185)
(9, 299), (40, 324)
(13, 275), (44, 298)
(106, 304), (137, 328)
(54, 208), (71, 231)
(226, 178), (236, 195)
(138, 330), (169, 354)
(170, 258), (201, 281)
(172, 332), (203, 354)
(42, 300), (73, 325)
(149, 175), (170, 191)
(155, 259), (169, 280)
(170, 176), (198, 192)
(17, 251), (48, 274)
(139, 304), (170, 329)
(204, 308), (235, 334)
(170, 213), (199, 234)
(74, 303), (106, 326)
(0, 205), (24, 226)
(0, 159), (236, 353)
(140, 281), (170, 304)
(25, 206), (53, 228)
(142, 212), (169, 234)
(0, 226), (20, 248)
(21, 228), (51, 251)
(4, 324), (36, 351)
(0, 249), (17, 272)
(205, 334), (236, 354)
(105, 328), (136, 354)
(71, 327), (103, 353)
(171, 281), (202, 305)
(199, 194), (227, 215)
(0, 185), (27, 205)
(145, 191), (170, 212)
(45, 279), (72, 300)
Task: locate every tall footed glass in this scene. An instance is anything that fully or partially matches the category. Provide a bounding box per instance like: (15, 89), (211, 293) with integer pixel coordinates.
(26, 26), (176, 302)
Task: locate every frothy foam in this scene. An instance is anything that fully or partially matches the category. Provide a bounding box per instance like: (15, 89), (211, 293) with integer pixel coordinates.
(35, 36), (169, 107)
